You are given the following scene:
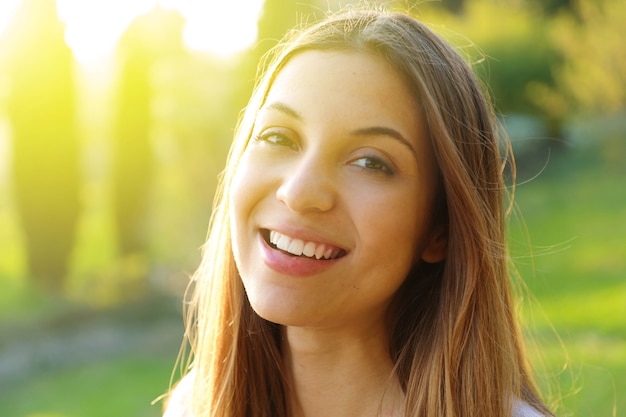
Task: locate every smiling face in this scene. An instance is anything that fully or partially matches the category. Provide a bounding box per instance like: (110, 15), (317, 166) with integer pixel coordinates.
(229, 50), (446, 331)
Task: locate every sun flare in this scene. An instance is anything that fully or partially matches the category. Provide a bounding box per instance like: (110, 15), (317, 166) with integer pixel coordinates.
(162, 0), (264, 57)
(0, 0), (21, 37)
(3, 0), (265, 64)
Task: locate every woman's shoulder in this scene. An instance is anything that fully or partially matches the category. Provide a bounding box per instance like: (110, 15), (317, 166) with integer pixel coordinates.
(163, 371), (195, 417)
(513, 399), (548, 417)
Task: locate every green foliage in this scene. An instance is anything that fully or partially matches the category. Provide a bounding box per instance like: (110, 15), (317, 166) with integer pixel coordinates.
(418, 1), (561, 131)
(416, 0), (626, 135)
(533, 0), (626, 116)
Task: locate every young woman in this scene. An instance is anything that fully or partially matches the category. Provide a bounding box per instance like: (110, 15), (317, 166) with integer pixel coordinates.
(163, 8), (553, 417)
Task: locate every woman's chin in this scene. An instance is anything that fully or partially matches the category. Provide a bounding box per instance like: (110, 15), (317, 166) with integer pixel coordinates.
(249, 300), (311, 327)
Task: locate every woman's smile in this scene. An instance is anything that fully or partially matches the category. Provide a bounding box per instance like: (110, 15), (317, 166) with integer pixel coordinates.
(264, 229), (346, 260)
(258, 228), (348, 277)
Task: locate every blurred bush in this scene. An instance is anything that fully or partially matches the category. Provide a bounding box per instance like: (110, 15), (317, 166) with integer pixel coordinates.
(3, 0), (80, 294)
(529, 0), (626, 117)
(110, 8), (187, 298)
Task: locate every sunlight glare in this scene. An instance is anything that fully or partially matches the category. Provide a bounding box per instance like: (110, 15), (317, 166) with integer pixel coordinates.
(57, 0), (156, 64)
(1, 0), (265, 64)
(0, 0), (21, 37)
(170, 0), (265, 57)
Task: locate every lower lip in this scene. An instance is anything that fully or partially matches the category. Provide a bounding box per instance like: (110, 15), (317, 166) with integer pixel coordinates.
(259, 234), (341, 277)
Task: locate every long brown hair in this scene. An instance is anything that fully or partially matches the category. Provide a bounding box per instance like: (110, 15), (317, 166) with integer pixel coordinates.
(180, 8), (552, 417)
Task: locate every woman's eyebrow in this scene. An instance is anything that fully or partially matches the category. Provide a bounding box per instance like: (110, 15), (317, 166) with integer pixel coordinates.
(260, 103), (418, 159)
(351, 126), (418, 159)
(260, 101), (302, 120)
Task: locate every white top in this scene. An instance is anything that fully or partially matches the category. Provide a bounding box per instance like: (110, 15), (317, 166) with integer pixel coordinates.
(163, 372), (193, 417)
(513, 399), (546, 417)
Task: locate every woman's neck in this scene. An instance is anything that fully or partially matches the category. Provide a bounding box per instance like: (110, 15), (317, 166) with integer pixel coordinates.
(281, 323), (404, 417)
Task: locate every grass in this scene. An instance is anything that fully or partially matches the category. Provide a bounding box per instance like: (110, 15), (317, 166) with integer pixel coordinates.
(0, 355), (174, 417)
(508, 135), (626, 417)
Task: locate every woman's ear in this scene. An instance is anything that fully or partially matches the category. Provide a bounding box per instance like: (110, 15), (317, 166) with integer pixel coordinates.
(420, 224), (448, 264)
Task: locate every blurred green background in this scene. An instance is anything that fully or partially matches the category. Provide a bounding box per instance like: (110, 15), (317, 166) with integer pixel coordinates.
(0, 0), (623, 416)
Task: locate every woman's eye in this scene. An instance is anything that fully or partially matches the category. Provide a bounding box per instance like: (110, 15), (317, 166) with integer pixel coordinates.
(351, 155), (395, 176)
(253, 131), (298, 150)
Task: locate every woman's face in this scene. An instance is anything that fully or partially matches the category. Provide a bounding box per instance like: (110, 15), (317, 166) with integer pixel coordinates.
(230, 50), (445, 331)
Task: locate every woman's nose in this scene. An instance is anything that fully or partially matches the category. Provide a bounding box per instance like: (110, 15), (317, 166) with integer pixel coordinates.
(276, 155), (336, 213)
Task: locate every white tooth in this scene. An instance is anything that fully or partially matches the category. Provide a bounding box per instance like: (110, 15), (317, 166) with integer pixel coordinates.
(315, 244), (326, 260)
(323, 248), (333, 259)
(288, 239), (305, 256)
(270, 231), (277, 244)
(276, 234), (291, 251)
(303, 241), (316, 257)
